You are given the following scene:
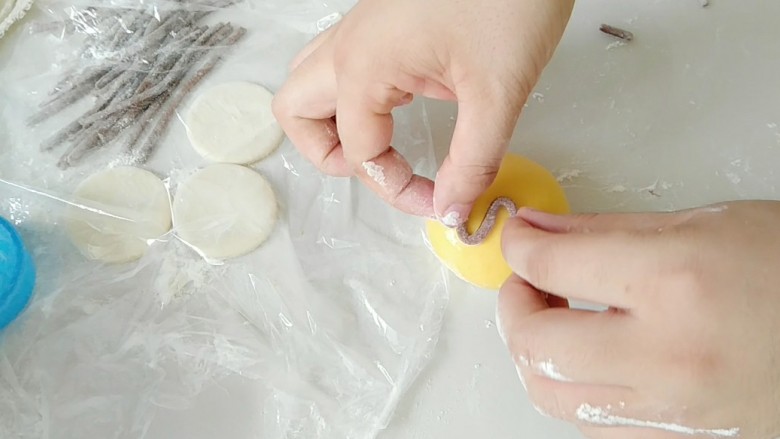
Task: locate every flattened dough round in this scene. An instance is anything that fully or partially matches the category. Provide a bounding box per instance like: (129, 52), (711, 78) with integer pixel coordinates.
(425, 153), (570, 290)
(66, 167), (172, 263)
(173, 164), (278, 260)
(185, 81), (285, 165)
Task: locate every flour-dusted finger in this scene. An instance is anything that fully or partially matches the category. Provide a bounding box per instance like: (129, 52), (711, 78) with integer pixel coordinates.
(335, 76), (434, 217)
(499, 275), (644, 387)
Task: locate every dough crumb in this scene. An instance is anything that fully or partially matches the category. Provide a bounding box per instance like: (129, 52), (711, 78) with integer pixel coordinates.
(555, 169), (582, 183)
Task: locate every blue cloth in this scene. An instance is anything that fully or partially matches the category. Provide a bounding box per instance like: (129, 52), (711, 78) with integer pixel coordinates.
(0, 216), (35, 331)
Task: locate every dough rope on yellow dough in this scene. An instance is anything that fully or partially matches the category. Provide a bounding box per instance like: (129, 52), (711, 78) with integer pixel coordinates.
(426, 153), (570, 290)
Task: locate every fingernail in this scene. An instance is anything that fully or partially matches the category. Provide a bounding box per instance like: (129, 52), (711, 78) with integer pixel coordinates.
(439, 204), (471, 228)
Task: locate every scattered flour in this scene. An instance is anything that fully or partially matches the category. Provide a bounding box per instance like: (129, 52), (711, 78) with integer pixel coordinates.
(606, 40), (627, 50)
(725, 172), (742, 185)
(555, 169), (583, 183)
(604, 180), (673, 195)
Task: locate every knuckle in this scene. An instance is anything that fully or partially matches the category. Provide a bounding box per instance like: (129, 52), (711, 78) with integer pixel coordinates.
(665, 342), (723, 400)
(445, 156), (502, 187)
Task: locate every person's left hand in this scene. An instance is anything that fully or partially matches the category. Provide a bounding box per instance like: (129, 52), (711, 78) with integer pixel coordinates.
(497, 201), (780, 439)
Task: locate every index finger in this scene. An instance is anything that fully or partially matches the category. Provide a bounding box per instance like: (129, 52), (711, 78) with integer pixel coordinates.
(501, 217), (666, 310)
(336, 77), (434, 218)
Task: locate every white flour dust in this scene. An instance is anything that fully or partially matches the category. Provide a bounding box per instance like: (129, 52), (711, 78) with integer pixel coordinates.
(606, 184), (627, 193)
(534, 358), (571, 382)
(725, 172), (742, 185)
(696, 204), (728, 214)
(555, 169), (582, 183)
(576, 404), (739, 438)
(362, 161), (387, 187)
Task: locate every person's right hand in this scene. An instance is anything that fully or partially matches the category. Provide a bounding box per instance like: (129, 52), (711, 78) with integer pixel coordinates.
(497, 201), (780, 439)
(273, 0), (575, 223)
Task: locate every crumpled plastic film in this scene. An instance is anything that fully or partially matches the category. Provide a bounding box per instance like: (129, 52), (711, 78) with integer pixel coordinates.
(0, 0), (449, 437)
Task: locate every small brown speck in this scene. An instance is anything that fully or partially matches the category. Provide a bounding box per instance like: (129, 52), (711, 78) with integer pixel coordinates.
(600, 24), (634, 41)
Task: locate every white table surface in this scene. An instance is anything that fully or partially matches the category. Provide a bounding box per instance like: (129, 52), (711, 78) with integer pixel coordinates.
(379, 0), (780, 437)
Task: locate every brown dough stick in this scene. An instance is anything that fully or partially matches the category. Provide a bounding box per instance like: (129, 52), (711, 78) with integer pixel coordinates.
(94, 67), (126, 90)
(79, 24), (225, 127)
(56, 131), (99, 169)
(45, 66), (136, 154)
(79, 26), (203, 126)
(43, 71), (139, 152)
(456, 197), (519, 246)
(37, 66), (107, 109)
(134, 25), (210, 93)
(131, 26), (247, 164)
(40, 119), (84, 151)
(107, 10), (144, 51)
(48, 10), (126, 95)
(57, 75), (148, 165)
(599, 24), (634, 41)
(121, 98), (165, 156)
(95, 28), (179, 97)
(27, 73), (106, 126)
(95, 25), (231, 161)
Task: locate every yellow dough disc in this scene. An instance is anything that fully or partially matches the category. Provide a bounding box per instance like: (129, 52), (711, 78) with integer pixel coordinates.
(425, 153), (570, 290)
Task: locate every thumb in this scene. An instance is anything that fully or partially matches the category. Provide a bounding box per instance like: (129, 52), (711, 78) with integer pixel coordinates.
(517, 207), (683, 234)
(496, 274), (550, 348)
(433, 83), (524, 226)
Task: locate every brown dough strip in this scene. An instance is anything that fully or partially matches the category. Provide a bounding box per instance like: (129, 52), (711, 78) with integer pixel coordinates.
(456, 197), (519, 246)
(131, 26), (247, 164)
(599, 24), (634, 41)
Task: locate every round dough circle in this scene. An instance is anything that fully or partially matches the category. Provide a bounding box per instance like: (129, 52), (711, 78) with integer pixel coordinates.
(185, 81), (285, 165)
(173, 164), (278, 260)
(66, 167), (172, 264)
(425, 153), (570, 290)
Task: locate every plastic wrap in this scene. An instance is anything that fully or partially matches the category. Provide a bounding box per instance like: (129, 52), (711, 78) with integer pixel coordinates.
(0, 0), (449, 437)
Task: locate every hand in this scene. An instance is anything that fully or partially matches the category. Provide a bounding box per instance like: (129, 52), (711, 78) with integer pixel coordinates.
(497, 201), (780, 439)
(272, 0), (574, 221)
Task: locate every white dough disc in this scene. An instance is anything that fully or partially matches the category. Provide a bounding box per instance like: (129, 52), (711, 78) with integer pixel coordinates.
(185, 81), (285, 165)
(173, 164), (278, 260)
(66, 167), (172, 264)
